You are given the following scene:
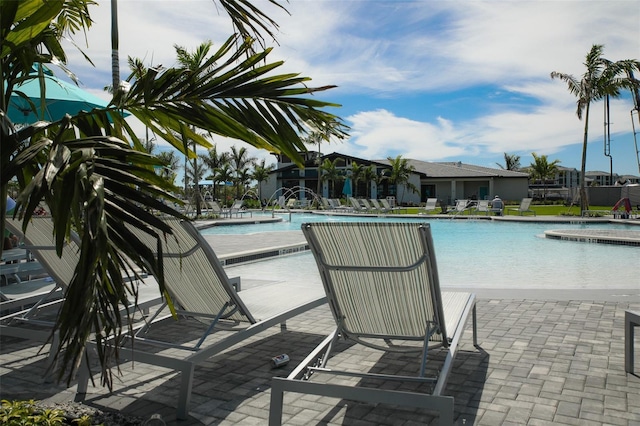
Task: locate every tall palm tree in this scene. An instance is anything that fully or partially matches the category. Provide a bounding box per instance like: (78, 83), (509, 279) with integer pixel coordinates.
(157, 151), (181, 186)
(214, 164), (235, 206)
(497, 153), (521, 171)
(304, 130), (324, 197)
(361, 165), (377, 199)
(304, 119), (347, 198)
(229, 146), (257, 199)
(184, 147), (207, 212)
(551, 44), (640, 211)
(350, 161), (364, 198)
(386, 155), (417, 205)
(200, 146), (230, 200)
(174, 42), (217, 216)
(529, 152), (561, 200)
(252, 159), (275, 203)
(319, 158), (343, 198)
(1, 1), (347, 386)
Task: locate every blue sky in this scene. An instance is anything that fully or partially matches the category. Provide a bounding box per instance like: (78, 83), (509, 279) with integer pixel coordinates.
(62, 0), (640, 176)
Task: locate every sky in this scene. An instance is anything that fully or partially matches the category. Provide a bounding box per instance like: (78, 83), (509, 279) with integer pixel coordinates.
(61, 0), (640, 177)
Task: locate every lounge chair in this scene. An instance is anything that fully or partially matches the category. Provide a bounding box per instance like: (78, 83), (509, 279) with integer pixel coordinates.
(380, 198), (402, 213)
(473, 200), (490, 215)
(329, 198), (351, 212)
(210, 200), (230, 218)
(1, 217), (162, 380)
(75, 218), (326, 420)
(359, 198), (375, 213)
(508, 198), (536, 216)
(348, 197), (366, 213)
(1, 217), (161, 323)
(270, 222), (478, 425)
(285, 198), (296, 209)
(450, 199), (472, 215)
(369, 198), (389, 213)
(229, 199), (252, 218)
(421, 198), (439, 214)
(321, 197), (332, 210)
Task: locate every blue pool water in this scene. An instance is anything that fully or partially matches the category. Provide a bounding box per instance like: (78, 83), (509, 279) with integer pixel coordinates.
(209, 213), (638, 290)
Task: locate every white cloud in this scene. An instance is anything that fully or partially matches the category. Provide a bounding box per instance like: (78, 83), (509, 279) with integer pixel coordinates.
(55, 0), (640, 175)
(341, 109), (468, 160)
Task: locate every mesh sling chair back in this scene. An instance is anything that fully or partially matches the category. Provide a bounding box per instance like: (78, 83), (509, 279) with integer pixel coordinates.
(509, 198), (536, 216)
(1, 216), (162, 376)
(269, 222), (478, 425)
(76, 217), (326, 419)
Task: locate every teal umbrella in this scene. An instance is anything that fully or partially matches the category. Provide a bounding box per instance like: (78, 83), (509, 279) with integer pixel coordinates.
(7, 74), (115, 124)
(342, 177), (352, 197)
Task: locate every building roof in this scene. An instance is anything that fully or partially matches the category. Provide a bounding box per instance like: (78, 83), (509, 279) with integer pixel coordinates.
(375, 158), (529, 179)
(271, 152), (529, 179)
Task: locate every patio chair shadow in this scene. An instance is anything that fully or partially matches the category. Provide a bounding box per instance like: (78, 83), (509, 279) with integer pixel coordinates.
(76, 319), (346, 424)
(309, 341), (489, 425)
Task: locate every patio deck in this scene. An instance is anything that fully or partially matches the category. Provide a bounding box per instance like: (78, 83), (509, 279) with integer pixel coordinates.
(1, 216), (638, 425)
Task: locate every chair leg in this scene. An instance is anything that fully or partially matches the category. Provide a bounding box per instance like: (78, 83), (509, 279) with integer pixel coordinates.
(268, 378), (285, 426)
(626, 310), (639, 374)
(472, 304), (478, 347)
(176, 363), (195, 420)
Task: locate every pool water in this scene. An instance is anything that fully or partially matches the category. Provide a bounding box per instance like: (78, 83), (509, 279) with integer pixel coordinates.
(216, 213), (639, 291)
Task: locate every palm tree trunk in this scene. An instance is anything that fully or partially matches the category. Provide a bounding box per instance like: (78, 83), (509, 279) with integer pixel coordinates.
(110, 0), (119, 96)
(579, 103), (590, 212)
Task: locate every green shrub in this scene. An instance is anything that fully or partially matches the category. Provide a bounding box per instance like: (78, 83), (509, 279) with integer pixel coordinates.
(1, 400), (66, 426)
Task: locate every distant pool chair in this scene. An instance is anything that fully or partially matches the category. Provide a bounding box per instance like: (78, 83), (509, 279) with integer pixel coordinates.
(508, 198), (536, 216)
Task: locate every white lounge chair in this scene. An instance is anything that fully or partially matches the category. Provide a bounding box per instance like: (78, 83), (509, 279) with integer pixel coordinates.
(450, 199), (472, 215)
(210, 200), (231, 218)
(1, 217), (163, 377)
(369, 199), (388, 213)
(508, 198), (536, 216)
(380, 198), (402, 213)
(76, 218), (326, 420)
(473, 200), (490, 215)
(348, 197), (366, 213)
(421, 198), (439, 214)
(359, 198), (375, 213)
(229, 199), (252, 218)
(270, 222), (478, 425)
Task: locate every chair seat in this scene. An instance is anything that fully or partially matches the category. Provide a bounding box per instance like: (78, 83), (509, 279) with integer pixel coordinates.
(238, 279), (325, 322)
(442, 291), (474, 341)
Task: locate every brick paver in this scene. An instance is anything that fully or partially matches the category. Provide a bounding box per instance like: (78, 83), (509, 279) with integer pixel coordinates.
(1, 220), (639, 425)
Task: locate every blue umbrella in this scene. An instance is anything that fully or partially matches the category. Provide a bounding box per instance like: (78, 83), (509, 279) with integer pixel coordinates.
(342, 177), (352, 197)
(7, 74), (114, 124)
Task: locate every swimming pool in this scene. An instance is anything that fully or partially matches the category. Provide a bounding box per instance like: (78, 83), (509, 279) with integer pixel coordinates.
(215, 213), (638, 292)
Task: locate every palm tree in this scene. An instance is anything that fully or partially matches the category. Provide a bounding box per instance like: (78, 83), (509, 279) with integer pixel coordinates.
(214, 164), (235, 206)
(551, 44), (640, 211)
(529, 153), (561, 200)
(229, 146), (257, 200)
(157, 151), (181, 186)
(303, 130), (324, 198)
(1, 1), (347, 386)
(174, 42), (218, 217)
(304, 119), (347, 198)
(361, 165), (377, 199)
(386, 155), (417, 205)
(497, 153), (521, 171)
(184, 147), (207, 212)
(200, 146), (230, 200)
(252, 159), (275, 203)
(350, 162), (364, 198)
(319, 158), (343, 198)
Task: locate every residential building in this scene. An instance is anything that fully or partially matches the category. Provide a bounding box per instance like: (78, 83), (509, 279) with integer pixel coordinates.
(263, 152), (530, 206)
